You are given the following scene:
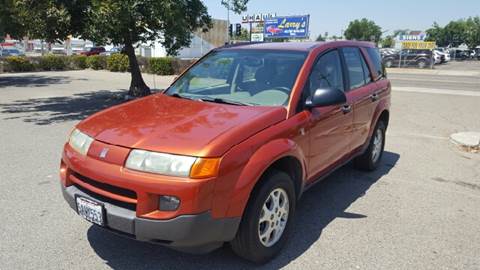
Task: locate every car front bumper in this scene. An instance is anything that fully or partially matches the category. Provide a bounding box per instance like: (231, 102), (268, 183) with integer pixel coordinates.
(62, 184), (240, 253)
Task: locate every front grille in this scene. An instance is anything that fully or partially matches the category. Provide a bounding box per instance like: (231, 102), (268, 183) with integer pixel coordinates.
(71, 171), (137, 199)
(73, 183), (136, 211)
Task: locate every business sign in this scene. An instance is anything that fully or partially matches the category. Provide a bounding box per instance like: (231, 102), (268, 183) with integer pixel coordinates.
(242, 13), (277, 23)
(263, 15), (310, 39)
(250, 33), (264, 42)
(397, 32), (427, 41)
(401, 41), (436, 50)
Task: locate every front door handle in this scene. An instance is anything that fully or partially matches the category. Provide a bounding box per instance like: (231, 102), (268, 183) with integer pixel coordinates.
(341, 104), (352, 114)
(371, 93), (379, 101)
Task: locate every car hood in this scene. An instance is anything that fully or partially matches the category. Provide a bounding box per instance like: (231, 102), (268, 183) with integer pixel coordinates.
(77, 94), (287, 157)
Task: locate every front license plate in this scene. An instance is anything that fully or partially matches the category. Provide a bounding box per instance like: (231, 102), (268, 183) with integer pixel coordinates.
(76, 196), (105, 226)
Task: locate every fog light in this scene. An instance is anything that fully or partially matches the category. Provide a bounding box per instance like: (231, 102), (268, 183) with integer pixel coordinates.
(159, 196), (180, 211)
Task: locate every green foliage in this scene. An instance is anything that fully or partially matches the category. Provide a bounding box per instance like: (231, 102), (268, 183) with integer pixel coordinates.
(316, 34), (325, 42)
(426, 17), (480, 48)
(149, 58), (174, 75)
(86, 55), (107, 70)
(107, 54), (129, 72)
(381, 36), (395, 48)
(70, 55), (88, 69)
(4, 56), (34, 72)
(221, 0), (249, 14)
(344, 18), (382, 43)
(38, 55), (67, 71)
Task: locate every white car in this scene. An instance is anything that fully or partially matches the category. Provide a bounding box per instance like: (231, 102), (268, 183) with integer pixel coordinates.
(435, 48), (451, 62)
(433, 50), (442, 64)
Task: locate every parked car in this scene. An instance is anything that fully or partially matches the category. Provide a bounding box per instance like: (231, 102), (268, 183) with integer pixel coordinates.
(100, 47), (124, 56)
(80, 46), (106, 56)
(382, 49), (433, 68)
(450, 49), (469, 61)
(476, 46), (480, 60)
(433, 50), (443, 64)
(0, 48), (24, 57)
(60, 41), (391, 263)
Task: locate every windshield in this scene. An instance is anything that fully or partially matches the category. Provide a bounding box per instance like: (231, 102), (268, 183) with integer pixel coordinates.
(166, 49), (307, 106)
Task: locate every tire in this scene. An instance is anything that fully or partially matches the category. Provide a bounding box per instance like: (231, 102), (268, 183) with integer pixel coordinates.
(417, 59), (427, 69)
(354, 121), (386, 171)
(384, 59), (393, 68)
(230, 170), (296, 264)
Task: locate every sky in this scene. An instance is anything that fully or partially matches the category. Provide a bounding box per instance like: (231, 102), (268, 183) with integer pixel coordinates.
(202, 0), (479, 38)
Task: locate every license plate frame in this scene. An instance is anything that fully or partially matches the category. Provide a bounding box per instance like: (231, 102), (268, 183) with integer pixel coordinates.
(75, 195), (106, 227)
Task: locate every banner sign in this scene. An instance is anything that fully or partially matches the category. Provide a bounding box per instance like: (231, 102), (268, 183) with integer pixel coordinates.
(263, 15), (310, 39)
(401, 41), (436, 50)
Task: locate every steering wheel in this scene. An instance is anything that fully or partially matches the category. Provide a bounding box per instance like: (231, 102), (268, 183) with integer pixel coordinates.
(271, 86), (291, 95)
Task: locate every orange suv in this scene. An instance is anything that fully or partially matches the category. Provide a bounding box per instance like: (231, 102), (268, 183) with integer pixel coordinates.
(60, 41), (390, 263)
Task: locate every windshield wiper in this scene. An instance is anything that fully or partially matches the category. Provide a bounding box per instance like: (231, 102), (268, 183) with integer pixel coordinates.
(169, 93), (192, 100)
(199, 97), (251, 106)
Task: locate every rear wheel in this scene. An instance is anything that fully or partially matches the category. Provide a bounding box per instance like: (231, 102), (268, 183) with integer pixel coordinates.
(231, 170), (296, 264)
(384, 59), (393, 68)
(354, 121), (386, 171)
(417, 59), (427, 68)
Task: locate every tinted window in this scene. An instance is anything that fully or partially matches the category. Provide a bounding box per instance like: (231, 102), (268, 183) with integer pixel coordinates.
(366, 47), (385, 78)
(308, 50), (344, 96)
(361, 54), (372, 83)
(343, 47), (367, 89)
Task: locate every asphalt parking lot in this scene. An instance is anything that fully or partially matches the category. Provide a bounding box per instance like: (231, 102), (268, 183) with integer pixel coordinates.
(1, 62), (479, 269)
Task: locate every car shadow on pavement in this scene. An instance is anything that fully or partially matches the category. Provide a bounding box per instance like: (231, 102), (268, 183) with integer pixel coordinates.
(0, 90), (124, 125)
(0, 75), (73, 88)
(86, 151), (400, 269)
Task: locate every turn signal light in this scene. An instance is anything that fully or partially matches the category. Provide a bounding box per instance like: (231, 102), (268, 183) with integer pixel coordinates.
(190, 158), (221, 179)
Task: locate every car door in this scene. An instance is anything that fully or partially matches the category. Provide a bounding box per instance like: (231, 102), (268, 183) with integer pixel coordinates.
(304, 49), (354, 180)
(341, 47), (379, 150)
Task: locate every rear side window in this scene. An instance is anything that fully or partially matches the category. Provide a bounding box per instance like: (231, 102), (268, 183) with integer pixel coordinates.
(307, 50), (344, 96)
(366, 47), (385, 79)
(342, 47), (370, 89)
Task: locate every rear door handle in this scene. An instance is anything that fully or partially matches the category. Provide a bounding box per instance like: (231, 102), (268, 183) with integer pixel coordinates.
(341, 104), (352, 114)
(371, 93), (379, 101)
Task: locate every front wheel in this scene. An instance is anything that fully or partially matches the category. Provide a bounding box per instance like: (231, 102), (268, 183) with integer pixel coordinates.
(230, 170), (296, 264)
(354, 121), (386, 171)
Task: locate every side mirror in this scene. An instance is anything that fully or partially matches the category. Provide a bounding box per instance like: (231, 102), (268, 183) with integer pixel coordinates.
(305, 88), (346, 108)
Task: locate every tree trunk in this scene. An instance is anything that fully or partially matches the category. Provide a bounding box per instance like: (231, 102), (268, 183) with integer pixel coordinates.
(124, 40), (151, 97)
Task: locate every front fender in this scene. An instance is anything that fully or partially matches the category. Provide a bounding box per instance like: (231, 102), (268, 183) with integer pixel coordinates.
(223, 138), (306, 218)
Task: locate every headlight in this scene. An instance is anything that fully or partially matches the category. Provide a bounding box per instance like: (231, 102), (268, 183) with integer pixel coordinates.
(125, 149), (220, 178)
(68, 129), (94, 156)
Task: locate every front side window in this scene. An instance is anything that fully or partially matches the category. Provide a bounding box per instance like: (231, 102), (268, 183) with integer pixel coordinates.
(166, 49), (307, 106)
(307, 50), (344, 97)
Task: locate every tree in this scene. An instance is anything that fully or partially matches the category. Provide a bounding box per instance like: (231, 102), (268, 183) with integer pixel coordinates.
(3, 0), (213, 97)
(234, 28), (250, 41)
(381, 35), (395, 48)
(71, 0), (212, 97)
(315, 34), (325, 41)
(221, 0), (249, 14)
(426, 17), (480, 48)
(344, 18), (382, 43)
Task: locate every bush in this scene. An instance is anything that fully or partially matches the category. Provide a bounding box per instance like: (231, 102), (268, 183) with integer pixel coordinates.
(107, 53), (129, 72)
(4, 56), (35, 72)
(148, 57), (174, 75)
(38, 55), (67, 71)
(70, 55), (88, 69)
(86, 55), (107, 70)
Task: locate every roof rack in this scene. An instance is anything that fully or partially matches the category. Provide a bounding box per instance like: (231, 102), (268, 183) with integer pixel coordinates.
(218, 41), (265, 49)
